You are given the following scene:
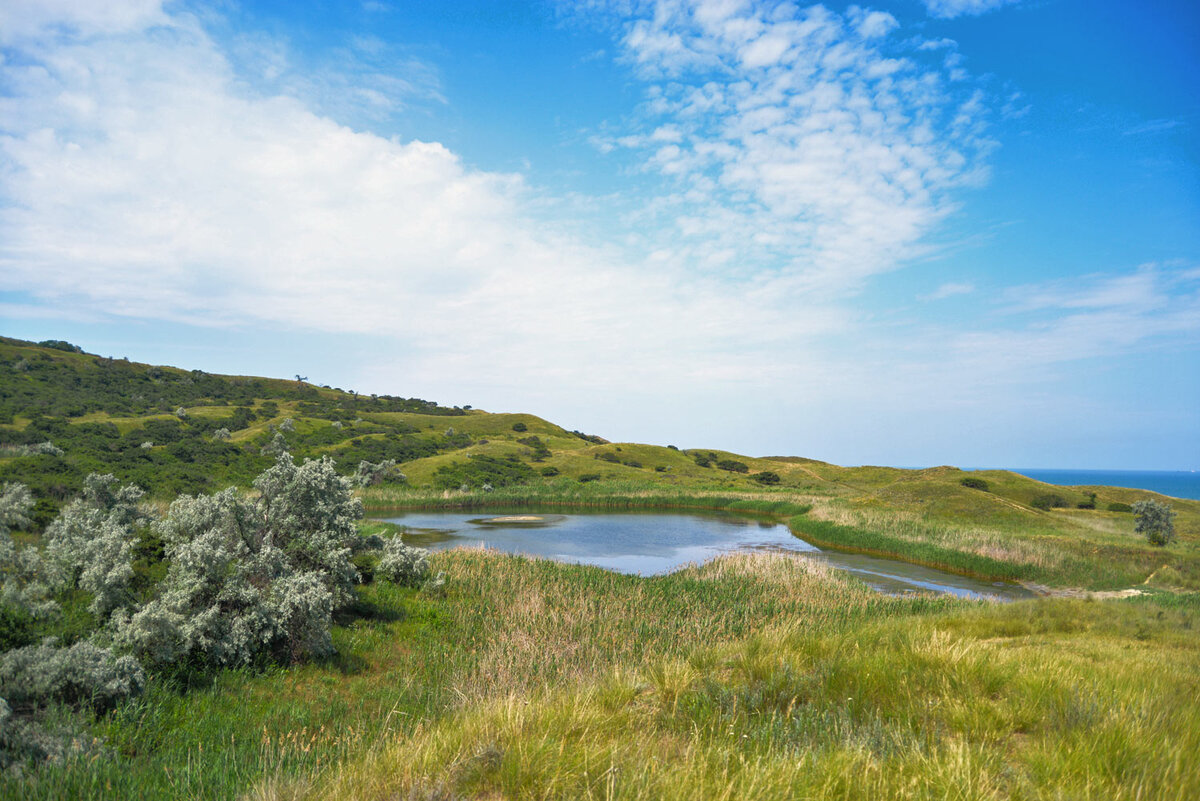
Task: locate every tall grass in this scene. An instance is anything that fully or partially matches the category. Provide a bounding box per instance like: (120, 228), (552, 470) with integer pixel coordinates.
(287, 591), (1200, 801)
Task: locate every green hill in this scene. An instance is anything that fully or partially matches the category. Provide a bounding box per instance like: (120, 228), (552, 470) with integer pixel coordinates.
(2, 335), (1197, 589)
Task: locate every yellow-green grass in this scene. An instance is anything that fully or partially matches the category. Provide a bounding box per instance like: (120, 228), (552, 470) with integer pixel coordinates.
(4, 551), (939, 800)
(279, 588), (1200, 801)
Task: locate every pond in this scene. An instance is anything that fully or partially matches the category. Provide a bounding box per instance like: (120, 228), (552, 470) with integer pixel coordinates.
(373, 510), (1035, 601)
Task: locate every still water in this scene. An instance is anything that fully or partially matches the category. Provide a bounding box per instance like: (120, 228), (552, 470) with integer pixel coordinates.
(375, 510), (1034, 601)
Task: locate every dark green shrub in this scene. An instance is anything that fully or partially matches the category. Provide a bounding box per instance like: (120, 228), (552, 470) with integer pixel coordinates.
(1031, 493), (1067, 511)
(595, 452), (619, 463)
(960, 477), (989, 491)
(511, 422), (528, 432)
(578, 474), (601, 483)
(753, 471), (780, 485)
(540, 466), (560, 477)
(716, 459), (749, 473)
(1107, 502), (1133, 513)
(1077, 493), (1097, 510)
(654, 466), (668, 473)
(693, 454), (712, 468)
(622, 460), (642, 469)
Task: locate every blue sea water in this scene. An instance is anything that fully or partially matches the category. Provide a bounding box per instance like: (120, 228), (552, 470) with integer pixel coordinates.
(995, 469), (1200, 501)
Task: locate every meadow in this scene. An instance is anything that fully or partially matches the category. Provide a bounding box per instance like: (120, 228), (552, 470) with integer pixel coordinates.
(6, 550), (1197, 800)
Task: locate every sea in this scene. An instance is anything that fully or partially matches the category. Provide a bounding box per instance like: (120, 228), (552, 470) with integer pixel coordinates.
(982, 469), (1200, 501)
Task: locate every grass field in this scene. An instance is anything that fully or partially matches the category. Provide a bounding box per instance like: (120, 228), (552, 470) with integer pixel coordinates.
(5, 550), (1196, 800)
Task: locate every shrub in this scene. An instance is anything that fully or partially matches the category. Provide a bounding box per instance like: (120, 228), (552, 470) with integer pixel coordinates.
(1133, 500), (1176, 546)
(595, 452), (620, 463)
(354, 459), (403, 487)
(376, 536), (430, 587)
(1107, 502), (1133, 513)
(578, 474), (601, 483)
(654, 466), (668, 473)
(692, 454), (712, 468)
(622, 460), (642, 469)
(753, 471), (781, 485)
(716, 459), (749, 474)
(540, 466), (560, 477)
(960, 477), (989, 491)
(44, 474), (147, 622)
(1030, 493), (1067, 511)
(0, 638), (144, 713)
(511, 422), (528, 432)
(1077, 492), (1097, 510)
(212, 427), (231, 441)
(115, 454), (362, 669)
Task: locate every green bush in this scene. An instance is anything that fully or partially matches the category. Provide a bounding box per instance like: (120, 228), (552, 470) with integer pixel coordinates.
(1077, 493), (1097, 510)
(753, 471), (781, 485)
(1107, 502), (1133, 513)
(1030, 493), (1067, 511)
(540, 466), (560, 477)
(959, 477), (989, 491)
(578, 474), (601, 483)
(716, 459), (749, 474)
(511, 422), (528, 432)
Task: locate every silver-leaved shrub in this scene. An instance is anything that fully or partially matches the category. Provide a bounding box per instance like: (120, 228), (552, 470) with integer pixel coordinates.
(376, 535), (431, 587)
(44, 474), (147, 623)
(0, 638), (144, 714)
(115, 454), (360, 668)
(0, 483), (56, 620)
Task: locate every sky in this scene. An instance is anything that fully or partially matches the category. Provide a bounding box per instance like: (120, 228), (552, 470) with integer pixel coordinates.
(1, 0), (1197, 470)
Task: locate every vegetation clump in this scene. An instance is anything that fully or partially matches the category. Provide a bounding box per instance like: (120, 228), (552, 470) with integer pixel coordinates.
(1135, 500), (1176, 546)
(1031, 493), (1068, 511)
(716, 459), (749, 474)
(960, 476), (989, 491)
(375, 536), (431, 587)
(753, 470), (781, 485)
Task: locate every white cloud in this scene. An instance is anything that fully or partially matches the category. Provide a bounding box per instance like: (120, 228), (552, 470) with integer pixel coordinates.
(0, 3), (843, 395)
(0, 0), (167, 44)
(921, 0), (1022, 20)
(594, 1), (993, 298)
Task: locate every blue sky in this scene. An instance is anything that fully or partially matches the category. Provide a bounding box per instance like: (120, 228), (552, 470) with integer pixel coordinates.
(1, 0), (1197, 469)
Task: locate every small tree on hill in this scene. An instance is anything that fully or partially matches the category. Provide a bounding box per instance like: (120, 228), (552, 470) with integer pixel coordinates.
(1133, 500), (1176, 546)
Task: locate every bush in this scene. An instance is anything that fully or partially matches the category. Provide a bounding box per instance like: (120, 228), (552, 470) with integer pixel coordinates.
(578, 474), (601, 483)
(1134, 500), (1176, 546)
(716, 459), (749, 474)
(692, 454), (712, 468)
(115, 454), (362, 669)
(376, 537), (430, 587)
(595, 452), (620, 463)
(0, 639), (144, 713)
(1077, 493), (1097, 510)
(511, 422), (528, 432)
(1107, 502), (1133, 513)
(353, 458), (403, 487)
(753, 471), (781, 485)
(540, 466), (560, 477)
(960, 477), (989, 491)
(1030, 493), (1067, 511)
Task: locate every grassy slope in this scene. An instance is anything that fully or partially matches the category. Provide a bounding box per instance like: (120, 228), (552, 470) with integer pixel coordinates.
(6, 552), (1197, 800)
(3, 335), (1198, 590)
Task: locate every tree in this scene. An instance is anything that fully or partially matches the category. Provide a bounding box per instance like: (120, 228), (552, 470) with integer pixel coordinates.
(1133, 500), (1176, 546)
